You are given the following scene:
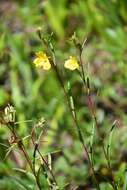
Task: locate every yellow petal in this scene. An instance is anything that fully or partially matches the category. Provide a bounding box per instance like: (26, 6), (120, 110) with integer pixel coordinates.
(33, 51), (51, 70)
(36, 51), (45, 58)
(64, 56), (79, 70)
(33, 58), (43, 68)
(43, 60), (51, 70)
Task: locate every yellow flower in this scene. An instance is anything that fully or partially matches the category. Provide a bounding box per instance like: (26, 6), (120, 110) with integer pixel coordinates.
(64, 56), (79, 70)
(33, 51), (51, 70)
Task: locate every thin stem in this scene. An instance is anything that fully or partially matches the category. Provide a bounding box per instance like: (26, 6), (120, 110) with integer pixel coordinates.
(8, 125), (42, 190)
(50, 55), (100, 189)
(31, 136), (59, 189)
(79, 52), (86, 85)
(78, 52), (117, 190)
(39, 37), (100, 189)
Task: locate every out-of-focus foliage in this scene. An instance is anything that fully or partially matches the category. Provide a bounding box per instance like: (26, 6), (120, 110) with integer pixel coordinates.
(0, 0), (127, 189)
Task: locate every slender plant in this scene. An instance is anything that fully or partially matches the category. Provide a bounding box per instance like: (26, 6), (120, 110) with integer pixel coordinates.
(34, 28), (101, 189)
(73, 35), (118, 190)
(1, 104), (59, 190)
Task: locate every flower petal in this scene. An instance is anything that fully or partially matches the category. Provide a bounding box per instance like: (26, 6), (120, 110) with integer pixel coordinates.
(33, 51), (51, 70)
(64, 56), (79, 70)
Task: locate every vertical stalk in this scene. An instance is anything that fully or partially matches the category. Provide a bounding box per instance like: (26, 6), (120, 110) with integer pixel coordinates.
(78, 51), (117, 190)
(8, 125), (42, 190)
(39, 36), (100, 189)
(50, 56), (100, 189)
(31, 136), (59, 190)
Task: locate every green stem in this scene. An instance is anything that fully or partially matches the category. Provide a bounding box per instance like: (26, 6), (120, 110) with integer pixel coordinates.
(51, 58), (100, 190)
(78, 51), (117, 190)
(31, 136), (59, 189)
(8, 125), (42, 190)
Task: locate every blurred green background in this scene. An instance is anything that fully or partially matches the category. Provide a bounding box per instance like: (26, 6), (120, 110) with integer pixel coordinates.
(0, 0), (127, 189)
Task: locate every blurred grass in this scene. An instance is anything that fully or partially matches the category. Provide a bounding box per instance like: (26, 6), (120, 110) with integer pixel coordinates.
(0, 0), (127, 189)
